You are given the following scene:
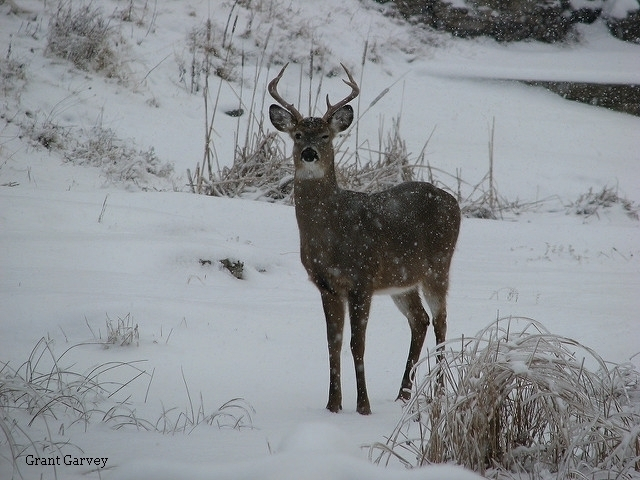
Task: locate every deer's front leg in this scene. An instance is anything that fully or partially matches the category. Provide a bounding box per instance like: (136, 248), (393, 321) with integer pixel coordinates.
(348, 290), (373, 415)
(320, 289), (345, 413)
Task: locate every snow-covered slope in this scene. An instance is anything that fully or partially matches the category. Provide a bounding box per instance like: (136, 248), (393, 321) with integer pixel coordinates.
(1, 1), (639, 479)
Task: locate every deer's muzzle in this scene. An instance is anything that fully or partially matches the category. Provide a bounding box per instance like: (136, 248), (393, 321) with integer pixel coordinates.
(301, 147), (319, 163)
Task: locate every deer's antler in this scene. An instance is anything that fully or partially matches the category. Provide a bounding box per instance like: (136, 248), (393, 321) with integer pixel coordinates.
(323, 63), (360, 121)
(268, 63), (304, 123)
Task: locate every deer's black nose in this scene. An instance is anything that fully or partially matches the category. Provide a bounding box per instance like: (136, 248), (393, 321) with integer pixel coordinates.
(301, 147), (318, 163)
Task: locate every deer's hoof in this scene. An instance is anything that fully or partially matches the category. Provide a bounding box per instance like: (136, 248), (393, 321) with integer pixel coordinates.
(396, 388), (411, 402)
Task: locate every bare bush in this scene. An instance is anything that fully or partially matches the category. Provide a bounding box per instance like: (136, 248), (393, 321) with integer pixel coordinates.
(370, 317), (640, 479)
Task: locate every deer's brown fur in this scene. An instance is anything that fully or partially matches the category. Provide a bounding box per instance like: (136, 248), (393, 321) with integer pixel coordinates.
(269, 64), (460, 415)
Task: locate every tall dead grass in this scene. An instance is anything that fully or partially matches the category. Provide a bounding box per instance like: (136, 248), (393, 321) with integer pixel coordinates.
(180, 5), (638, 221)
(370, 317), (640, 479)
(0, 335), (253, 477)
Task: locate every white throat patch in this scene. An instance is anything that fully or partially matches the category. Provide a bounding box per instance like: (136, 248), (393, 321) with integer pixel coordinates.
(296, 161), (326, 180)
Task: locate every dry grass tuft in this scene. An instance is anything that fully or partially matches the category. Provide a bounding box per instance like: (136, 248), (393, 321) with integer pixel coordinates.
(1, 335), (253, 476)
(0, 337), (148, 475)
(191, 130), (293, 202)
(370, 317), (640, 479)
(569, 186), (639, 220)
(105, 313), (139, 347)
(66, 125), (175, 189)
(46, 1), (125, 79)
(337, 116), (418, 193)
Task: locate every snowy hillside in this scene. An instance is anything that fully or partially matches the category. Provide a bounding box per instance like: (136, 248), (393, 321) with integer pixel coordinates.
(1, 1), (639, 479)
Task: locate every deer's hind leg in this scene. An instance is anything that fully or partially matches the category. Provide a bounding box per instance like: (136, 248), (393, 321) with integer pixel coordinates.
(422, 274), (449, 350)
(392, 289), (430, 401)
(422, 274), (450, 392)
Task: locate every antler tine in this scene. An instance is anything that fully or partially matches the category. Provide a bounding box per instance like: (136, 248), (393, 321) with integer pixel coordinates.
(323, 63), (360, 121)
(268, 63), (304, 123)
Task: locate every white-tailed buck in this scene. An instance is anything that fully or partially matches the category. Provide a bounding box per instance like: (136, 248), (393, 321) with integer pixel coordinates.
(269, 63), (461, 415)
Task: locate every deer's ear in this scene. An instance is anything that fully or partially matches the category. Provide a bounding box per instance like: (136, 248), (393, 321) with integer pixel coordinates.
(269, 104), (297, 132)
(328, 105), (353, 134)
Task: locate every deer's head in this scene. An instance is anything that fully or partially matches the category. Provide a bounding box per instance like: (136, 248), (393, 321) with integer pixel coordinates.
(268, 63), (359, 181)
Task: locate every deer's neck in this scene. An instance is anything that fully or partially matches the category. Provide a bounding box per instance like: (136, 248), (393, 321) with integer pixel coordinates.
(294, 177), (338, 209)
(293, 164), (342, 231)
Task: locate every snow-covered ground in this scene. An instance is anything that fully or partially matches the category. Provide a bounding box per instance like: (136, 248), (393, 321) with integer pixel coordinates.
(1, 1), (639, 479)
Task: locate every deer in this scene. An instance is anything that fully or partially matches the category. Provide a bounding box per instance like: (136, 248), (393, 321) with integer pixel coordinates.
(268, 63), (461, 415)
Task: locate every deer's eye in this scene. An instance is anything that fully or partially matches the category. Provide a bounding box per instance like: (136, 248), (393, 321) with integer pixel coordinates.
(294, 132), (302, 140)
(322, 134), (330, 141)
